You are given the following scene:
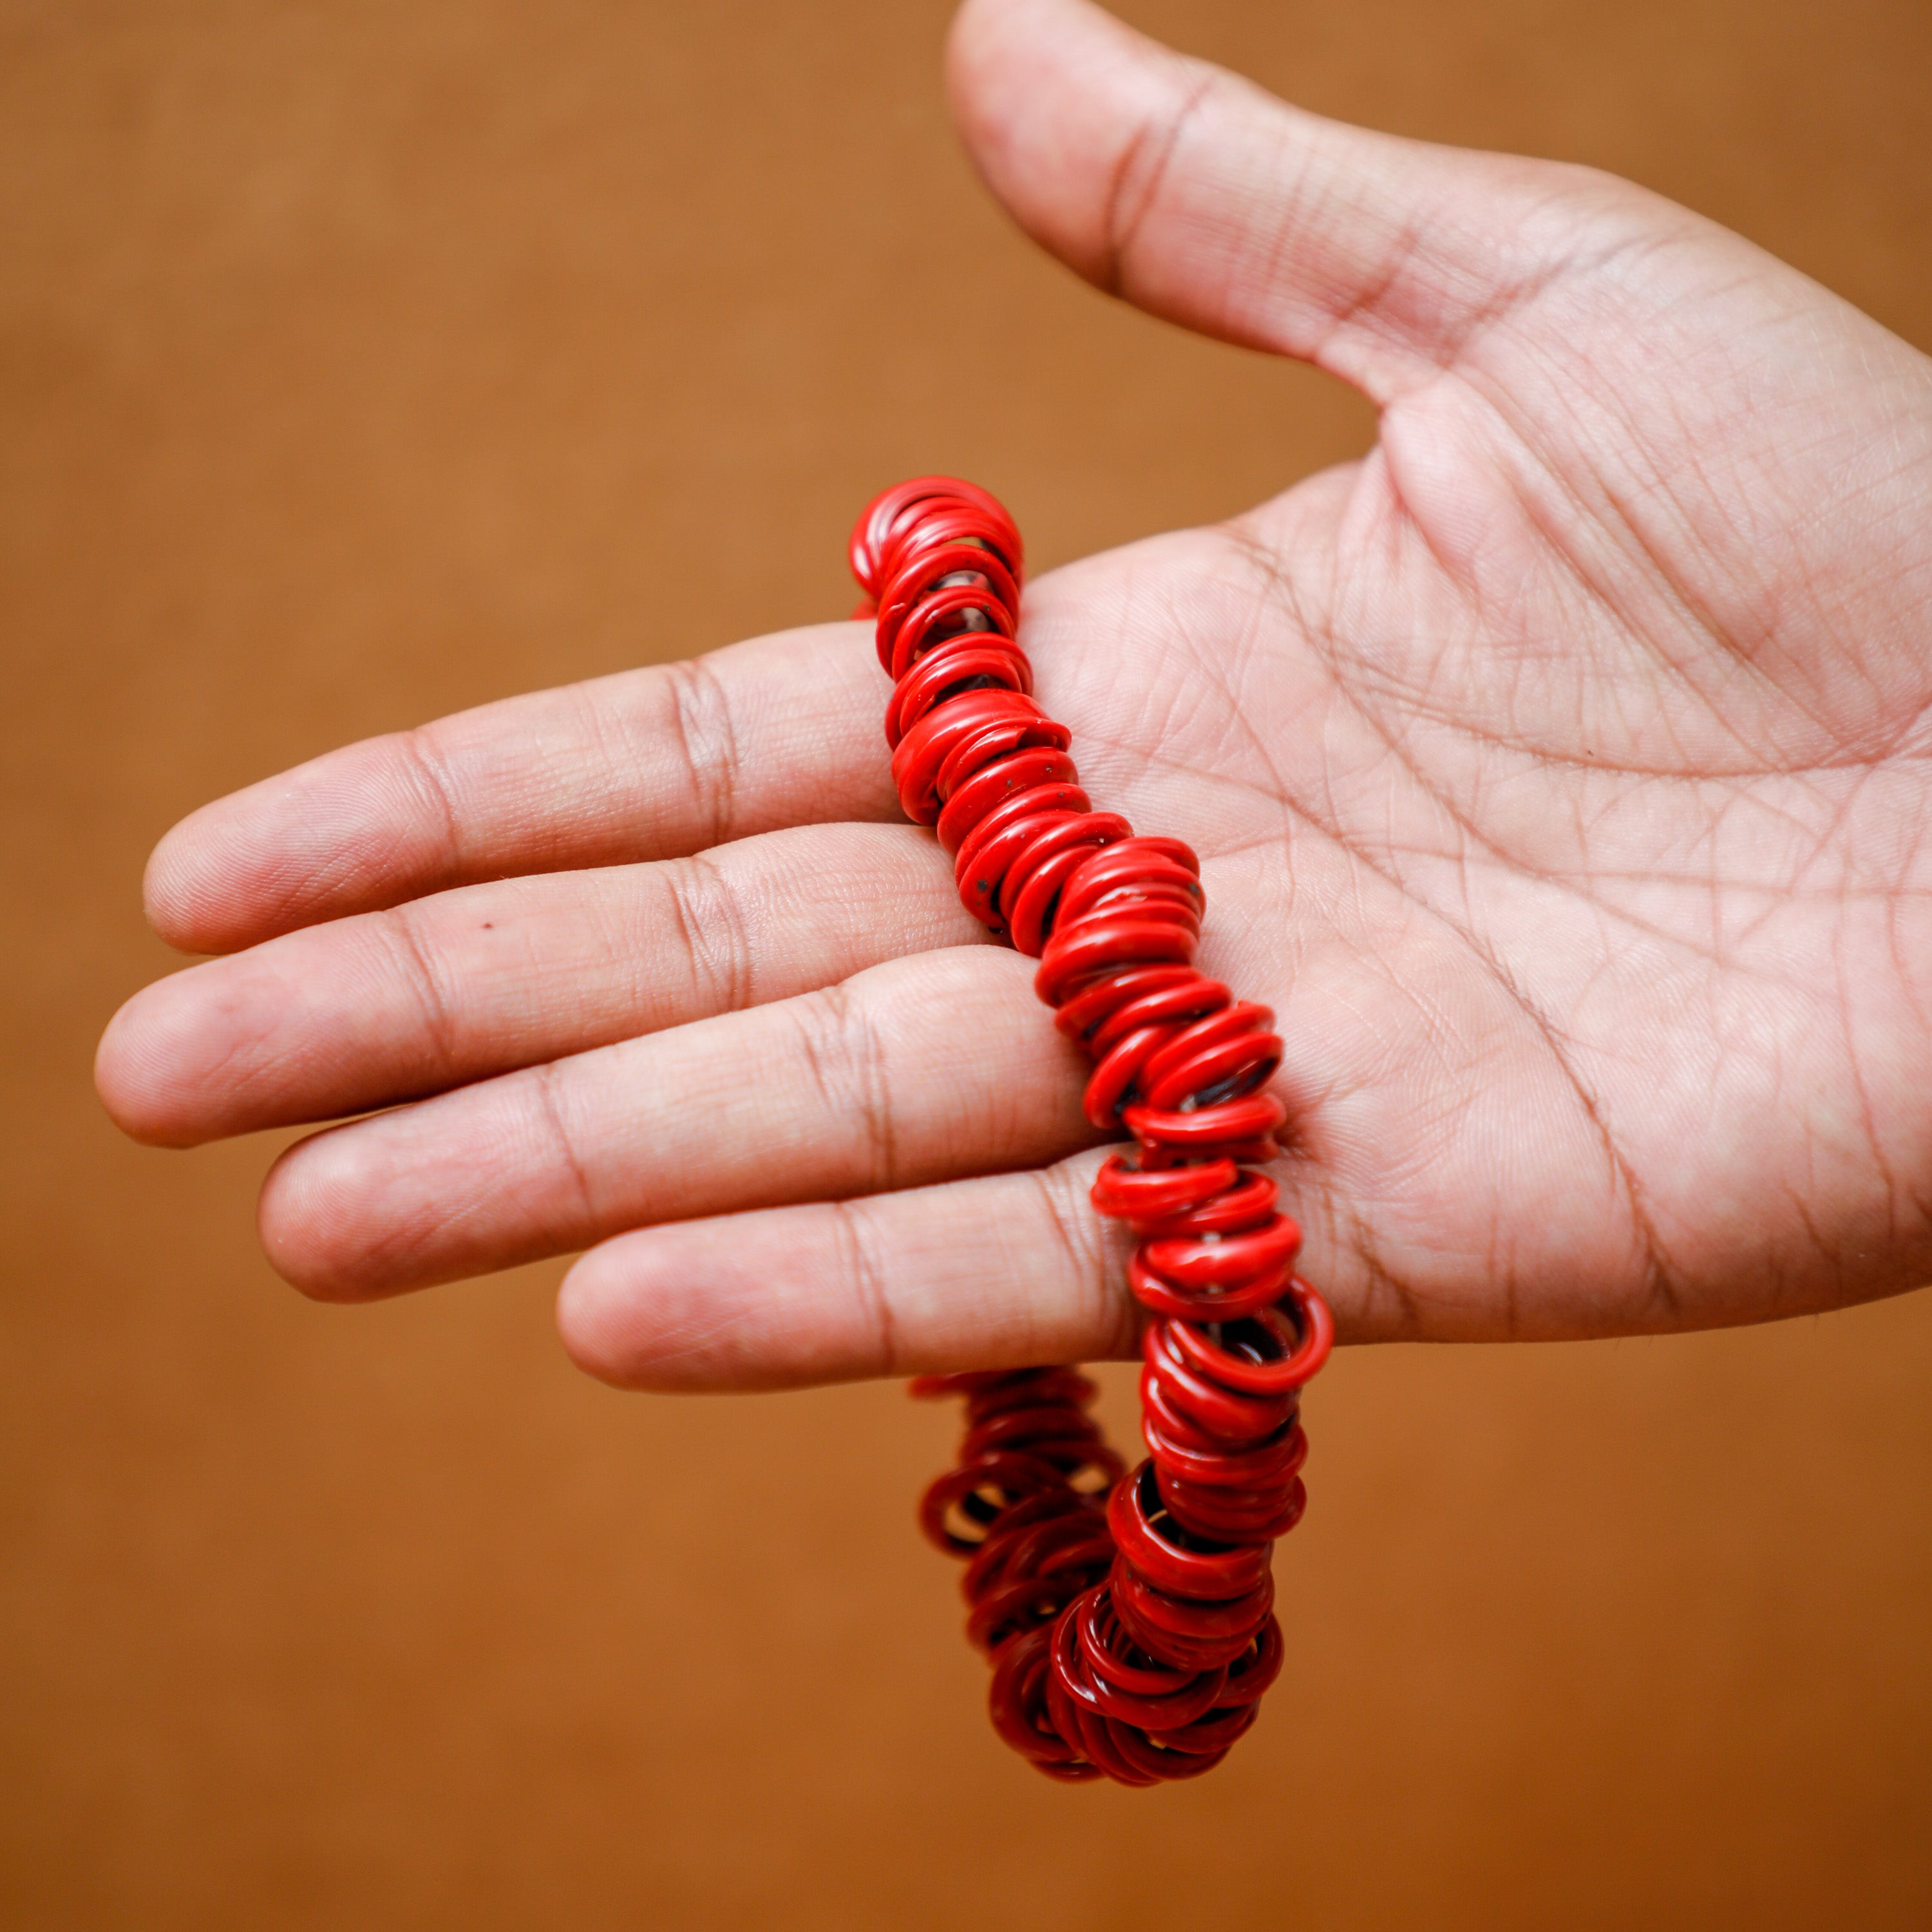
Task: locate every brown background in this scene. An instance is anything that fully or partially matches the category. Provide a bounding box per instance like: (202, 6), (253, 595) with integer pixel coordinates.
(5, 0), (1931, 1926)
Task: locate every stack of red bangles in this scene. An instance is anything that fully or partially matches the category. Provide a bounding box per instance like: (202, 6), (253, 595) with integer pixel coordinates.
(848, 478), (1334, 1785)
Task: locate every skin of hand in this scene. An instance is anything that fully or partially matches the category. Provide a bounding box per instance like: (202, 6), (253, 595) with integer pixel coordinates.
(95, 0), (1932, 1393)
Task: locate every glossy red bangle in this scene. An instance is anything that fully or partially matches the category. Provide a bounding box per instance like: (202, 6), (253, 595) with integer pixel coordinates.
(849, 477), (1334, 1785)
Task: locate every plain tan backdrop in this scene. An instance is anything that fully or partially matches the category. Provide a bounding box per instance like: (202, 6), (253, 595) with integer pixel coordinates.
(5, 1), (1931, 1926)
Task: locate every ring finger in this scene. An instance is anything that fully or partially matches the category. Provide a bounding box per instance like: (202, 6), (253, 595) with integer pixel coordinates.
(259, 944), (1102, 1302)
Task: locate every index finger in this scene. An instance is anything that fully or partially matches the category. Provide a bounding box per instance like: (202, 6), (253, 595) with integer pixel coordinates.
(145, 621), (896, 954)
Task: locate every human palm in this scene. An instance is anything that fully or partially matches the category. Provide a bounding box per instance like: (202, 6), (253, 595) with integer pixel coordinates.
(97, 0), (1932, 1388)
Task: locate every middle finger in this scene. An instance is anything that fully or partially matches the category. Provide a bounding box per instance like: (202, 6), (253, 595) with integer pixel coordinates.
(98, 822), (978, 1147)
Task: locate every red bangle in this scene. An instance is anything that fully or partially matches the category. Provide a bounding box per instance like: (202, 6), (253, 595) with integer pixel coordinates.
(851, 477), (1334, 1785)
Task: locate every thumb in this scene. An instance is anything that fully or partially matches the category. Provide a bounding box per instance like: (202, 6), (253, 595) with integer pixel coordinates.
(946, 0), (1661, 404)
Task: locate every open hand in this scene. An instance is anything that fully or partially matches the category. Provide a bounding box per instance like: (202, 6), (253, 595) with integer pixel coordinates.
(96, 0), (1932, 1389)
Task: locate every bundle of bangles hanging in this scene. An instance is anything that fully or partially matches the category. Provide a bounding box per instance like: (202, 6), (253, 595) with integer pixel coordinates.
(848, 478), (1335, 1785)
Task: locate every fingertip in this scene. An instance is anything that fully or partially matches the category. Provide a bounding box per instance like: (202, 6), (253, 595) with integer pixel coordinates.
(140, 784), (319, 956)
(93, 990), (200, 1149)
(556, 1231), (772, 1393)
(946, 0), (1173, 291)
(97, 948), (310, 1147)
(142, 809), (222, 953)
(556, 1246), (646, 1390)
(256, 1138), (343, 1300)
(257, 1128), (410, 1305)
(557, 1223), (853, 1395)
